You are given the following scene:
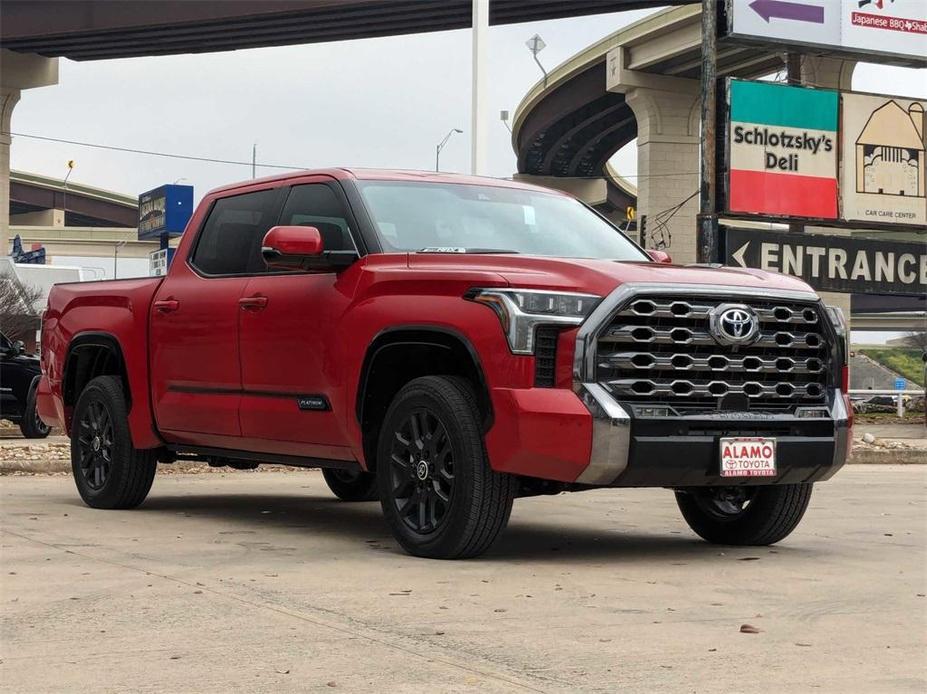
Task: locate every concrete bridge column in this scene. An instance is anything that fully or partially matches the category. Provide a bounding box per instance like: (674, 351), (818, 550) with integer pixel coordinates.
(624, 84), (701, 263)
(607, 50), (701, 263)
(1, 87), (20, 254)
(0, 50), (58, 256)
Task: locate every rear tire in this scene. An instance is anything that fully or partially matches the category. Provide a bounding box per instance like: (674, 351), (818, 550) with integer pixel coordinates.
(71, 375), (157, 509)
(376, 376), (516, 559)
(19, 377), (51, 439)
(675, 484), (813, 546)
(322, 468), (378, 501)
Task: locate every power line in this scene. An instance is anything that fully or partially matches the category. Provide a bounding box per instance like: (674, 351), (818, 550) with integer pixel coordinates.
(5, 130), (700, 182)
(3, 131), (305, 171)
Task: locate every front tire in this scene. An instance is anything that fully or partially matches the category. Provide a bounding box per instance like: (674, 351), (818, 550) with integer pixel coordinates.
(71, 375), (157, 509)
(19, 377), (51, 439)
(675, 484), (813, 546)
(377, 376), (516, 559)
(322, 468), (378, 501)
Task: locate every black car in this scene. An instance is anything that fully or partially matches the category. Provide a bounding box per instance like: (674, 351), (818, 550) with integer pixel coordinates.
(1, 331), (50, 438)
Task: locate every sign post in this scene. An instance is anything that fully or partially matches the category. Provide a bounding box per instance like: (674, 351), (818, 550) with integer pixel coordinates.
(697, 0), (720, 264)
(895, 377), (907, 418)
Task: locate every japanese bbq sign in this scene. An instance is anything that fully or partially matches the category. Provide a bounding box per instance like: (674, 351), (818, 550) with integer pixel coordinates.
(725, 0), (927, 67)
(726, 79), (839, 220)
(723, 226), (927, 296)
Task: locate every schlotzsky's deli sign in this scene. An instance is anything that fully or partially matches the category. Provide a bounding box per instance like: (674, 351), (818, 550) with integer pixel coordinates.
(722, 79), (927, 229)
(726, 79), (838, 219)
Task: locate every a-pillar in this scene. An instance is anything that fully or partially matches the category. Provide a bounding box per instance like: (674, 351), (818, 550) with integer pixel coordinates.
(607, 47), (701, 263)
(1, 49), (59, 255)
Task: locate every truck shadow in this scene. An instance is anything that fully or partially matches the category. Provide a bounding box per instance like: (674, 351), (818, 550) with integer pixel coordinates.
(131, 491), (821, 563)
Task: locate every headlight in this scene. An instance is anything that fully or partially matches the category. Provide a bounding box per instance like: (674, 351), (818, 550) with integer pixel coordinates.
(825, 305), (847, 338)
(466, 288), (601, 354)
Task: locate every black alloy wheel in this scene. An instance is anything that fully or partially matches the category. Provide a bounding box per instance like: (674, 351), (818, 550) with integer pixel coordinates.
(70, 375), (157, 509)
(20, 378), (51, 439)
(675, 483), (813, 546)
(376, 376), (517, 559)
(691, 487), (757, 520)
(387, 409), (455, 535)
(321, 467), (378, 501)
(77, 400), (114, 490)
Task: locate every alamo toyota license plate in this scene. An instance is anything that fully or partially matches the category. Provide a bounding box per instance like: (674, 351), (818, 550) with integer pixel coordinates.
(720, 437), (777, 478)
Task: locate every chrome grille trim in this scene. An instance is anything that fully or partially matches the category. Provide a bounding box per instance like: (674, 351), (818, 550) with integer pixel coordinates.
(599, 326), (824, 350)
(599, 352), (825, 375)
(621, 299), (819, 325)
(573, 283), (833, 413)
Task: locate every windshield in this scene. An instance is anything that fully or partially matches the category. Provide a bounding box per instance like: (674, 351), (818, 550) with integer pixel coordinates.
(357, 180), (648, 260)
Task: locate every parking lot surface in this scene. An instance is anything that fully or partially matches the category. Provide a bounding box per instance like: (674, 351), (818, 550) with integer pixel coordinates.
(2, 466), (925, 693)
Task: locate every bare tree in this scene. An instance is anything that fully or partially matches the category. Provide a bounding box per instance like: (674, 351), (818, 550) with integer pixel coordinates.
(0, 272), (43, 343)
(901, 330), (927, 352)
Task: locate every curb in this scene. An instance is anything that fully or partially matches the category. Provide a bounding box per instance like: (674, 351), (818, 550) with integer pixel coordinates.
(847, 449), (927, 465)
(3, 452), (925, 476)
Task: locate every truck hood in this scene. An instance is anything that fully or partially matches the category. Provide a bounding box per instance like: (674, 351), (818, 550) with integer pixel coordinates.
(407, 254), (816, 298)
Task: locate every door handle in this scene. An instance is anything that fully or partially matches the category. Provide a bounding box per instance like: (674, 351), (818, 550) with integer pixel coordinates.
(153, 299), (179, 313)
(239, 295), (268, 310)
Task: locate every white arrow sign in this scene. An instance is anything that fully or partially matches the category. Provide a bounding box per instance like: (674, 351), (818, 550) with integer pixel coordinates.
(731, 242), (750, 268)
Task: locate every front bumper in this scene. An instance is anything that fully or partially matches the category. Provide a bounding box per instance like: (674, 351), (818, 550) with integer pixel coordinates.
(576, 383), (851, 487)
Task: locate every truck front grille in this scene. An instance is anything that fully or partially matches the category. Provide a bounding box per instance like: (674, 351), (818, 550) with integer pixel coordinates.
(595, 295), (831, 411)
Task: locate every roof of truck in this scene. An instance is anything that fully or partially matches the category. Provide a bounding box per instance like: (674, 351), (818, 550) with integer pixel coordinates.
(206, 168), (563, 197)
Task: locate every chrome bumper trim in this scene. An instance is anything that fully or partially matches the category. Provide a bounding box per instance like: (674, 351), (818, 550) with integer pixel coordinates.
(576, 382), (631, 485)
(831, 389), (851, 469)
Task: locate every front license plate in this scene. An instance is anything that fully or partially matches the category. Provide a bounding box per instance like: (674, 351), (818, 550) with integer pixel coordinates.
(720, 437), (777, 478)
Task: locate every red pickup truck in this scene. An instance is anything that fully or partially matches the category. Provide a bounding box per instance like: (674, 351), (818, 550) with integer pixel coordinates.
(37, 169), (851, 558)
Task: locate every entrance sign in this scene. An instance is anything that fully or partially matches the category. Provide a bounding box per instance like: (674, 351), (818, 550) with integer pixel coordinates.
(723, 227), (927, 295)
(725, 0), (927, 67)
(840, 92), (927, 227)
(726, 80), (838, 219)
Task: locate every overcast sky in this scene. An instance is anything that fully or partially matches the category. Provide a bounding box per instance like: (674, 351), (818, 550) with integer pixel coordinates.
(10, 6), (926, 203)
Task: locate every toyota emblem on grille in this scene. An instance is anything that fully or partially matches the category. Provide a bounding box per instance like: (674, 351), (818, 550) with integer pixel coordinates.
(708, 304), (760, 346)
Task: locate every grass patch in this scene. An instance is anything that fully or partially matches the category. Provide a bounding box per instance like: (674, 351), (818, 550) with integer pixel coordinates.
(857, 348), (925, 387)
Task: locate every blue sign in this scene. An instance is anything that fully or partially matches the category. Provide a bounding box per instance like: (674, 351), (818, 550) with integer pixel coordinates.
(138, 184), (194, 241)
(894, 378), (907, 391)
(10, 235), (46, 264)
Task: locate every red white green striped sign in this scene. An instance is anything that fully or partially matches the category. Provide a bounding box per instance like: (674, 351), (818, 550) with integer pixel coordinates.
(727, 80), (839, 219)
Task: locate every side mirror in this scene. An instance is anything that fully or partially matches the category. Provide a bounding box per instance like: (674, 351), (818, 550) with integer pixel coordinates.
(646, 249), (673, 264)
(261, 225), (357, 272)
(10, 340), (25, 357)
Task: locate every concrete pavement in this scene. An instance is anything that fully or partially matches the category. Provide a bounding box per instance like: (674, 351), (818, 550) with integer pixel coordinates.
(1, 467), (925, 693)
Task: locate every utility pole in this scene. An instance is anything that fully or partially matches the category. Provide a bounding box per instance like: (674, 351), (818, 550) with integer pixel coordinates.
(470, 0), (489, 175)
(251, 143), (257, 179)
(696, 0), (719, 264)
(786, 53), (805, 235)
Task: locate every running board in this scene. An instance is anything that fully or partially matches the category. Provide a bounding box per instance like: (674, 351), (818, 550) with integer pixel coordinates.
(165, 444), (361, 472)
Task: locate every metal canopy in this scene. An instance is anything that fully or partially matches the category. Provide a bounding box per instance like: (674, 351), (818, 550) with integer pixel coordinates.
(1, 0), (682, 61)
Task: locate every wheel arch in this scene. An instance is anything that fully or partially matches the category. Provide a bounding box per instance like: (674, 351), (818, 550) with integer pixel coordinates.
(63, 332), (132, 411)
(355, 326), (493, 471)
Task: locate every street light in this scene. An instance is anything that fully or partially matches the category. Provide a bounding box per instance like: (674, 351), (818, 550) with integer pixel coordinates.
(435, 128), (463, 172)
(62, 160), (75, 226)
(526, 34), (548, 86)
(500, 110), (512, 133)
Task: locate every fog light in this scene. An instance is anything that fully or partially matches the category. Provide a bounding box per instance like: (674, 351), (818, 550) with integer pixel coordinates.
(795, 407), (829, 419)
(637, 406), (670, 417)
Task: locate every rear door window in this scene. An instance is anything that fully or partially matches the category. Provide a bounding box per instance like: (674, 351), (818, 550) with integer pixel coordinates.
(190, 189), (281, 276)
